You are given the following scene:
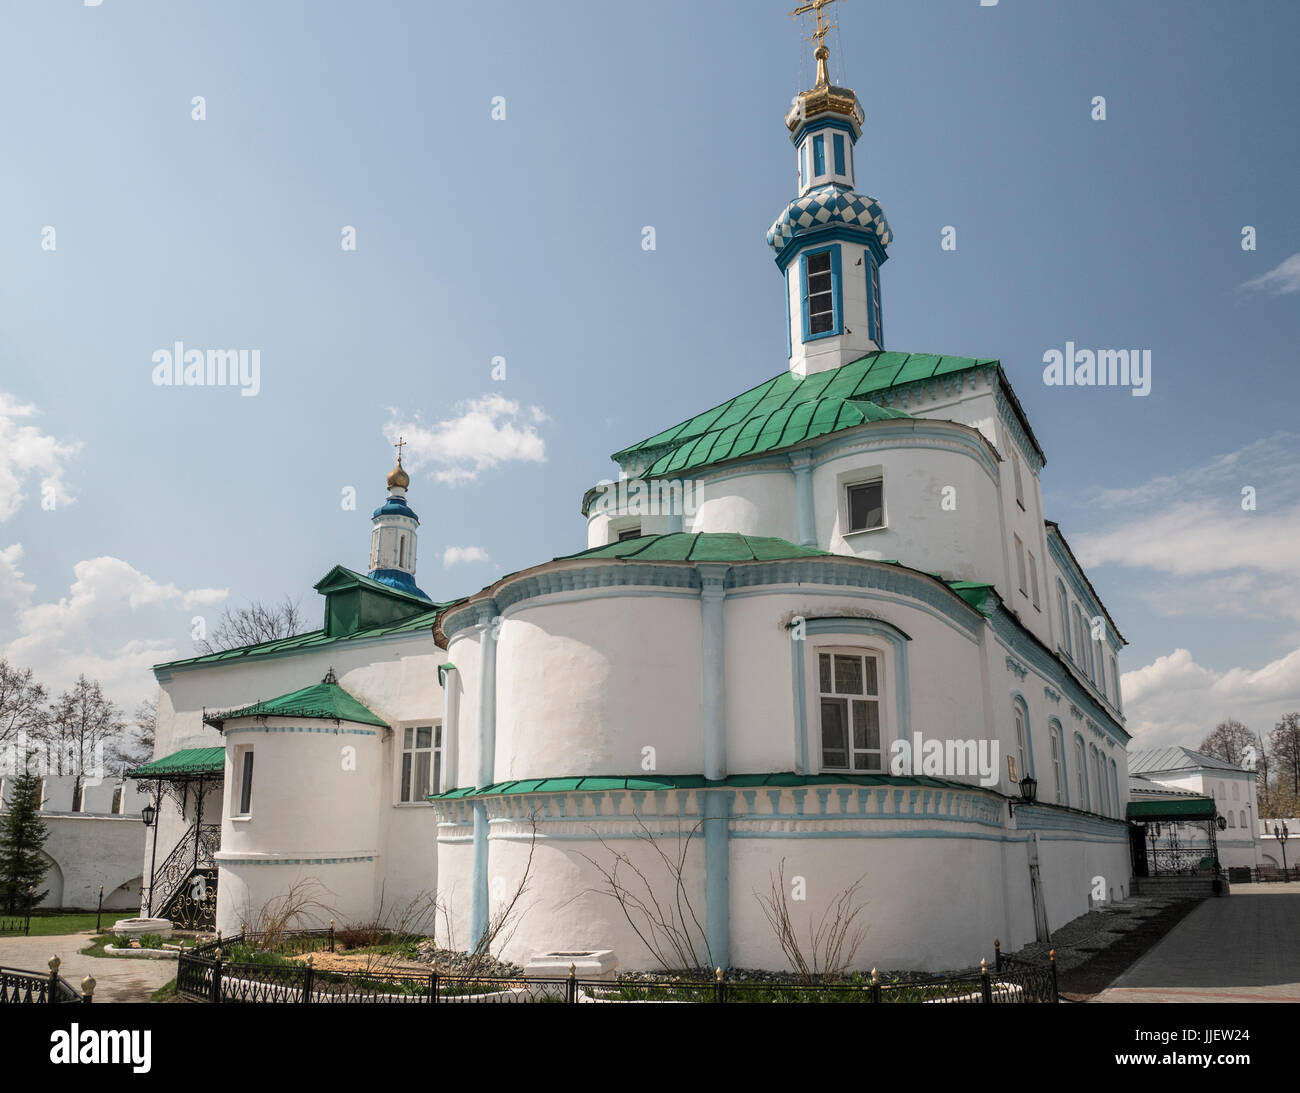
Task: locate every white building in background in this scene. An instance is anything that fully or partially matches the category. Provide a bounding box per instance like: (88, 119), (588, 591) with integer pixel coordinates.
(0, 774), (149, 911)
(1129, 747), (1261, 869)
(133, 32), (1137, 972)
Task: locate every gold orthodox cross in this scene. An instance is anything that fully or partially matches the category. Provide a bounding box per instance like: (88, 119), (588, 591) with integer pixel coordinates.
(394, 436), (406, 463)
(790, 0), (841, 48)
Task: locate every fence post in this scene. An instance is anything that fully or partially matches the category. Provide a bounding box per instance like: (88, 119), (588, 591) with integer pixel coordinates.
(994, 938), (1001, 972)
(96, 885), (104, 934)
(329, 919), (335, 953)
(1049, 948), (1058, 1003)
(871, 967), (881, 1004)
(47, 955), (60, 1005)
(980, 958), (992, 1004)
(210, 945), (223, 1004)
(81, 975), (95, 1004)
(567, 963), (577, 1004)
(715, 966), (725, 1004)
(429, 972), (437, 1003)
(26, 886), (33, 936)
(302, 955), (314, 1004)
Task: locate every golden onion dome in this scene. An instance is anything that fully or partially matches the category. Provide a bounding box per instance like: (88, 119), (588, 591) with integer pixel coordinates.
(387, 461), (410, 490)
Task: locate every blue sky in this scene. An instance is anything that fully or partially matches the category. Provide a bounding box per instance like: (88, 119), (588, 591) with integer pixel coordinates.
(1, 0), (1298, 748)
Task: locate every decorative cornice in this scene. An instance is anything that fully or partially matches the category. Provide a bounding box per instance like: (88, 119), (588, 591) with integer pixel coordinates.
(1005, 655), (1029, 680)
(1044, 686), (1062, 704)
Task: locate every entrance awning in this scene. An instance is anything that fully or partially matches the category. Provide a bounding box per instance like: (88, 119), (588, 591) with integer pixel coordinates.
(128, 747), (225, 779)
(1127, 797), (1214, 821)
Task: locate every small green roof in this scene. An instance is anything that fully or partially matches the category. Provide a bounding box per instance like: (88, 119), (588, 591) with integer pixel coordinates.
(557, 532), (831, 564)
(1127, 798), (1216, 820)
(128, 746), (225, 779)
(203, 678), (388, 730)
(430, 771), (984, 799)
(611, 351), (1004, 478)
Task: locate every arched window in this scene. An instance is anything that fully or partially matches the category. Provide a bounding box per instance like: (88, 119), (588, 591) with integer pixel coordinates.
(1110, 758), (1120, 819)
(1240, 810), (1247, 829)
(1048, 720), (1065, 804)
(1232, 782), (1240, 801)
(1228, 811), (1235, 828)
(1013, 698), (1030, 781)
(1057, 581), (1071, 658)
(1074, 735), (1088, 809)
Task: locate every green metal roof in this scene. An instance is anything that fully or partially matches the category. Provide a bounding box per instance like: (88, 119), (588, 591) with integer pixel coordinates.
(1127, 798), (1216, 820)
(203, 679), (388, 730)
(154, 604), (449, 673)
(611, 352), (997, 477)
(430, 771), (985, 799)
(127, 746), (225, 779)
(557, 532), (832, 564)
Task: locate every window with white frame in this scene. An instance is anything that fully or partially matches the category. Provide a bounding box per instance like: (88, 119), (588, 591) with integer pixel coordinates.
(235, 747), (254, 816)
(1012, 453), (1025, 510)
(1028, 551), (1040, 609)
(1232, 782), (1240, 801)
(1049, 724), (1063, 804)
(1057, 582), (1071, 657)
(400, 725), (441, 803)
(1015, 536), (1027, 596)
(1074, 737), (1087, 808)
(1239, 810), (1246, 828)
(817, 651), (883, 772)
(846, 479), (884, 533)
(1110, 654), (1120, 707)
(804, 249), (837, 335)
(1013, 700), (1029, 783)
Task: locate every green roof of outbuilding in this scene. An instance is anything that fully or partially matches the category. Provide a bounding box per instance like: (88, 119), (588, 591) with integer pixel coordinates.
(1127, 798), (1216, 820)
(611, 352), (998, 477)
(127, 746), (225, 779)
(430, 771), (985, 799)
(202, 680), (388, 730)
(558, 532), (831, 564)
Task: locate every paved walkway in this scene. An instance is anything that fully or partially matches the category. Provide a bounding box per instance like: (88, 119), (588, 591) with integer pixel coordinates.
(0, 932), (177, 1002)
(1094, 883), (1300, 1002)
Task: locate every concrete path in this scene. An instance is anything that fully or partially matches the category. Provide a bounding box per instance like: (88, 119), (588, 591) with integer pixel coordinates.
(0, 932), (177, 1002)
(1093, 883), (1300, 1002)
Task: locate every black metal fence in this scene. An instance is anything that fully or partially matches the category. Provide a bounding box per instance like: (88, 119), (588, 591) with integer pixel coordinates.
(0, 960), (92, 1004)
(176, 932), (1058, 1004)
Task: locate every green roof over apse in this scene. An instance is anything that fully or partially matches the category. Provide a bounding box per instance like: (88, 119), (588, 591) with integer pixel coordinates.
(611, 352), (998, 477)
(202, 678), (388, 730)
(430, 771), (984, 799)
(557, 532), (832, 564)
(127, 747), (225, 779)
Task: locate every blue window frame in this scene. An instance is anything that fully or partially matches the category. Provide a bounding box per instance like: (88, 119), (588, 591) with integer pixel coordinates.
(865, 255), (883, 345)
(813, 135), (825, 176)
(800, 246), (842, 341)
(833, 134), (846, 175)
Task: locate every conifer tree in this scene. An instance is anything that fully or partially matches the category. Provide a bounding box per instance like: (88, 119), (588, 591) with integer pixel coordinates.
(0, 768), (50, 914)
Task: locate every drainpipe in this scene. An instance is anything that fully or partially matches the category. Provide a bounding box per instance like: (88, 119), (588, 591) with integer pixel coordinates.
(470, 600), (499, 950)
(698, 564), (730, 968)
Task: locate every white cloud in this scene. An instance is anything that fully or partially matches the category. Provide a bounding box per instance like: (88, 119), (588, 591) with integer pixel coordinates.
(442, 545), (490, 567)
(386, 394), (547, 486)
(1122, 646), (1300, 750)
(0, 392), (82, 520)
(0, 544), (35, 607)
(1240, 251), (1300, 296)
(2, 557), (227, 707)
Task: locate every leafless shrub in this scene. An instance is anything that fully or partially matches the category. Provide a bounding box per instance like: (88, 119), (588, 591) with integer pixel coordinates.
(237, 877), (333, 949)
(755, 858), (869, 982)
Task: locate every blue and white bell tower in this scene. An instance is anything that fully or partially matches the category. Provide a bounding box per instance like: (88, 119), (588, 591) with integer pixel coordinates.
(367, 438), (430, 601)
(767, 12), (892, 377)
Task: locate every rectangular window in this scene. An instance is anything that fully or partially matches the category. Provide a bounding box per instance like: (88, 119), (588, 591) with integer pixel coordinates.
(401, 725), (441, 803)
(1110, 654), (1120, 707)
(617, 526), (641, 541)
(112, 784), (124, 814)
(846, 479), (884, 532)
(818, 652), (882, 772)
(1028, 551), (1040, 609)
(1015, 535), (1027, 595)
(804, 250), (836, 335)
(237, 749), (254, 815)
(813, 134), (826, 176)
(833, 133), (846, 174)
(1013, 454), (1025, 509)
(1057, 585), (1071, 655)
(1014, 706), (1027, 784)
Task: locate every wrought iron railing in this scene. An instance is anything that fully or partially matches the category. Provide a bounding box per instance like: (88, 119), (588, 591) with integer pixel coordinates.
(0, 963), (91, 1004)
(144, 823), (221, 926)
(176, 931), (1058, 1005)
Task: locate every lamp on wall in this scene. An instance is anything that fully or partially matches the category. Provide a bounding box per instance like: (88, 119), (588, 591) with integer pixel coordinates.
(1008, 774), (1038, 818)
(140, 803), (156, 828)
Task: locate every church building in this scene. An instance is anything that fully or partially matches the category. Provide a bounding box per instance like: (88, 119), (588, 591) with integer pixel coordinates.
(131, 19), (1132, 972)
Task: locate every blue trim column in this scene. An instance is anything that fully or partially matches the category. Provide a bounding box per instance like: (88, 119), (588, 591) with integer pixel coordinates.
(703, 789), (731, 970)
(470, 599), (499, 949)
(698, 565), (729, 780)
(789, 451), (817, 547)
